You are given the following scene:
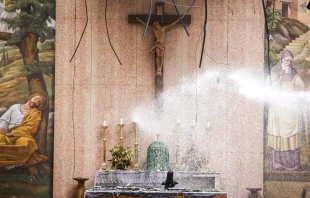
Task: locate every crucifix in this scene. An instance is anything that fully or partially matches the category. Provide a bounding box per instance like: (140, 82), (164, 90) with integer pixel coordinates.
(129, 2), (191, 104)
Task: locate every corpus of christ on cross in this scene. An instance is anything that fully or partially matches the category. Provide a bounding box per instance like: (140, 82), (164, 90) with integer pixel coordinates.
(128, 2), (191, 101)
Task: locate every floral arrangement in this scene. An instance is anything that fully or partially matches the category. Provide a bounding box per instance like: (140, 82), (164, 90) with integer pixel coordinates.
(108, 144), (133, 170)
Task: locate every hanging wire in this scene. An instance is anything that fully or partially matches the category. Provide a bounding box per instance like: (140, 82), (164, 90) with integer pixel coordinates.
(173, 0), (190, 36)
(69, 0), (88, 62)
(142, 0), (153, 39)
(199, 0), (207, 68)
(180, 0), (196, 20)
(105, 0), (122, 65)
(72, 0), (77, 195)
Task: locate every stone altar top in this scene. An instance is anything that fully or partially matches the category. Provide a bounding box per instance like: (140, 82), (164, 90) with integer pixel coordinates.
(94, 170), (220, 191)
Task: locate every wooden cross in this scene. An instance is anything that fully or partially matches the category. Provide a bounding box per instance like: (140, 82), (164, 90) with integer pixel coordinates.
(129, 2), (191, 107)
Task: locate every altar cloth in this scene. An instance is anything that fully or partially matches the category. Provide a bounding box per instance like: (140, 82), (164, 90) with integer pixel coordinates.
(84, 189), (227, 198)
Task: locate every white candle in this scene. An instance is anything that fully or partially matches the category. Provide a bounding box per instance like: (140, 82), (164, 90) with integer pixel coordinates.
(120, 118), (123, 125)
(103, 120), (107, 126)
(207, 122), (210, 128)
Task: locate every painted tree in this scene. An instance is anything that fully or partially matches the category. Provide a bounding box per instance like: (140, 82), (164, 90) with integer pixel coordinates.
(0, 0), (55, 155)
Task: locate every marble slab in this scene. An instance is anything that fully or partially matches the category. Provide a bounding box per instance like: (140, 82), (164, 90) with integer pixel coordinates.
(94, 170), (220, 191)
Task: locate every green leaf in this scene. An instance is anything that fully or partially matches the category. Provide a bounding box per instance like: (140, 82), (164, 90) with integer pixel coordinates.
(1, 0), (55, 45)
(21, 60), (54, 77)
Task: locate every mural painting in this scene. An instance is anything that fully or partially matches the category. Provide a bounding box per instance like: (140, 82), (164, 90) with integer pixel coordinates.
(0, 1), (55, 197)
(264, 0), (310, 197)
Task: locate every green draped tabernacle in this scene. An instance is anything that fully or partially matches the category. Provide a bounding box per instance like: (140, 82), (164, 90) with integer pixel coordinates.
(147, 141), (169, 171)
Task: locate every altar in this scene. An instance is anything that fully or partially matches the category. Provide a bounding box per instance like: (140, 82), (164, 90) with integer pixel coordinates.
(82, 117), (228, 198)
(93, 170), (220, 191)
(84, 170), (227, 198)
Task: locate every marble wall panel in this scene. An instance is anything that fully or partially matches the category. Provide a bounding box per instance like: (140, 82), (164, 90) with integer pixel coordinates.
(241, 152), (264, 189)
(104, 0), (139, 20)
(91, 19), (107, 85)
(225, 85), (244, 153)
(56, 0), (76, 19)
(55, 19), (75, 85)
(224, 151), (243, 197)
(74, 0), (92, 19)
(203, 19), (229, 70)
(228, 0), (262, 21)
(54, 85), (74, 145)
(91, 0), (105, 19)
(71, 85), (92, 151)
(136, 85), (155, 105)
(208, 0), (229, 21)
(73, 19), (93, 85)
(54, 85), (76, 197)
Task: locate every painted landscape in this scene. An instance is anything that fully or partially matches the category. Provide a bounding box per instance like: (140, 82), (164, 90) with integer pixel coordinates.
(0, 40), (55, 197)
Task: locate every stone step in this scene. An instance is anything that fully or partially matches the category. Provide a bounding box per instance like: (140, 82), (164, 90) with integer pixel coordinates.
(288, 42), (305, 46)
(294, 38), (309, 42)
(285, 46), (302, 50)
(291, 40), (308, 43)
(276, 30), (310, 58)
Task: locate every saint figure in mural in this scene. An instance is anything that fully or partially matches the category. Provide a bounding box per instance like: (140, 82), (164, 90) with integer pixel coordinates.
(0, 94), (47, 169)
(267, 50), (307, 170)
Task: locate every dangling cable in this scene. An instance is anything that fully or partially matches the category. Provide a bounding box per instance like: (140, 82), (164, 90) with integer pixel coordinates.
(105, 0), (122, 65)
(262, 0), (270, 76)
(199, 0), (207, 68)
(181, 0), (196, 20)
(173, 0), (189, 36)
(70, 0), (88, 62)
(143, 0), (153, 39)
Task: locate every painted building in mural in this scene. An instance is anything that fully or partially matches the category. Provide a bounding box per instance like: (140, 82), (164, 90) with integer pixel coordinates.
(266, 0), (310, 25)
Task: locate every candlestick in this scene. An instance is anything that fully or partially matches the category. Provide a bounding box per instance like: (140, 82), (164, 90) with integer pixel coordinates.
(133, 122), (140, 170)
(101, 124), (109, 170)
(118, 123), (125, 146)
(175, 121), (181, 170)
(190, 121), (196, 142)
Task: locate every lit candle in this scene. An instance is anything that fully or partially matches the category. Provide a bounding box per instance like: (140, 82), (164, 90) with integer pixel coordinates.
(120, 118), (123, 125)
(103, 120), (107, 127)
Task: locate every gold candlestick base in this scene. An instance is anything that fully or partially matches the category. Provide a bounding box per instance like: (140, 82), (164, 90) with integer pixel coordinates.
(101, 162), (107, 170)
(133, 163), (140, 170)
